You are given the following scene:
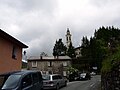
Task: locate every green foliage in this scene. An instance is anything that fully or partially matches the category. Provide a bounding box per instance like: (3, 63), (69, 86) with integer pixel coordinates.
(81, 36), (90, 57)
(101, 57), (112, 73)
(94, 26), (120, 45)
(53, 39), (67, 56)
(66, 42), (75, 58)
(67, 66), (79, 74)
(101, 47), (120, 73)
(80, 26), (120, 72)
(95, 26), (120, 73)
(53, 38), (75, 58)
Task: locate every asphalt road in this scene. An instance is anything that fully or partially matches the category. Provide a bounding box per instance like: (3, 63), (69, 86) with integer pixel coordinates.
(60, 75), (101, 90)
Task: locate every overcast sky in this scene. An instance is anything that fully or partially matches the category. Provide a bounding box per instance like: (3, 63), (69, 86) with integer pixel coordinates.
(0, 0), (120, 57)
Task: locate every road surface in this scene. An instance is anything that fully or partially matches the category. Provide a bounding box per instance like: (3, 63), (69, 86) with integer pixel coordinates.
(60, 75), (101, 90)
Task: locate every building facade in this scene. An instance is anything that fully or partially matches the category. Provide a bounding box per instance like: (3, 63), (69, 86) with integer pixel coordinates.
(75, 46), (82, 58)
(27, 56), (72, 76)
(0, 29), (28, 74)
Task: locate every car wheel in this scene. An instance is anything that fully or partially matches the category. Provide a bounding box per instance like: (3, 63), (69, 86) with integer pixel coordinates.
(56, 84), (59, 90)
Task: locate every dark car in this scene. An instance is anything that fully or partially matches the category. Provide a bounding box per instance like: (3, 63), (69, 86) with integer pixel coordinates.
(42, 74), (67, 90)
(79, 72), (91, 80)
(68, 72), (79, 82)
(0, 70), (43, 90)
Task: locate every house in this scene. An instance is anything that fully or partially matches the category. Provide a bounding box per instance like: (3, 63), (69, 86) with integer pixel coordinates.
(27, 56), (72, 76)
(74, 46), (82, 58)
(0, 29), (28, 74)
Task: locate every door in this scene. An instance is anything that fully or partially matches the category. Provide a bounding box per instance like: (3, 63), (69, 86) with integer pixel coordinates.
(21, 74), (33, 90)
(32, 73), (40, 90)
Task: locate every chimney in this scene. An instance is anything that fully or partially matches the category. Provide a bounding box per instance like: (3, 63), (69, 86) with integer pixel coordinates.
(54, 56), (56, 59)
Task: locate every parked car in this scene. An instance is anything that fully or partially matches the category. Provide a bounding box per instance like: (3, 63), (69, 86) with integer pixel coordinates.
(0, 70), (43, 90)
(79, 72), (91, 80)
(68, 73), (79, 82)
(90, 72), (96, 76)
(42, 74), (67, 90)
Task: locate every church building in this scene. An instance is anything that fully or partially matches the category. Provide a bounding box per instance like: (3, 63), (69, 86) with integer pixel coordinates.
(65, 28), (81, 58)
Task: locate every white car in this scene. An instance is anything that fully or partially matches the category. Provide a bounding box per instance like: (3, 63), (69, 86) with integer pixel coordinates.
(79, 73), (91, 80)
(42, 74), (67, 90)
(90, 72), (96, 76)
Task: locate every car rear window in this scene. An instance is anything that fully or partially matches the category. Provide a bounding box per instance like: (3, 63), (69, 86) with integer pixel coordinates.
(80, 73), (86, 76)
(42, 75), (50, 80)
(53, 75), (59, 80)
(2, 75), (21, 89)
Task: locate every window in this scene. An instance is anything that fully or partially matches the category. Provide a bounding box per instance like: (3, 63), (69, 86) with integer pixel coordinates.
(32, 73), (39, 84)
(22, 74), (32, 89)
(63, 71), (67, 76)
(58, 75), (62, 79)
(2, 75), (21, 89)
(66, 37), (68, 41)
(12, 46), (17, 59)
(47, 61), (52, 67)
(48, 71), (52, 74)
(69, 37), (71, 41)
(32, 61), (37, 67)
(42, 75), (50, 80)
(63, 62), (67, 67)
(53, 76), (59, 80)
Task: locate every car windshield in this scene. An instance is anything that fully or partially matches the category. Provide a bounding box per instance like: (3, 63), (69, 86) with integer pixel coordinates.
(42, 75), (50, 80)
(1, 74), (21, 89)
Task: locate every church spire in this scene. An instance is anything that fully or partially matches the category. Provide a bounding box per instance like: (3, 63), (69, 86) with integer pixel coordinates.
(66, 28), (72, 48)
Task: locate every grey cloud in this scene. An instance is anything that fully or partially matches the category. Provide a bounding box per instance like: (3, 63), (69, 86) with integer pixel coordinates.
(1, 0), (120, 57)
(90, 0), (113, 7)
(0, 0), (58, 14)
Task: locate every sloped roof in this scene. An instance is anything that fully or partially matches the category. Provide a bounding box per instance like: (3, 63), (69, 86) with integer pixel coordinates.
(0, 29), (28, 48)
(28, 56), (71, 61)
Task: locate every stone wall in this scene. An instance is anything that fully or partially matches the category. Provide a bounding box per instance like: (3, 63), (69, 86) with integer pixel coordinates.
(28, 60), (71, 76)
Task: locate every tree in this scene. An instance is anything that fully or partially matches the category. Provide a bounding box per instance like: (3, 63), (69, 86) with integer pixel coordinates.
(40, 52), (48, 56)
(81, 36), (90, 57)
(66, 42), (75, 58)
(67, 66), (78, 74)
(92, 26), (120, 72)
(53, 39), (67, 56)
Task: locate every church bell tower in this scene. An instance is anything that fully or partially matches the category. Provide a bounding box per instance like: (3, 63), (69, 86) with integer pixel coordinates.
(66, 28), (72, 48)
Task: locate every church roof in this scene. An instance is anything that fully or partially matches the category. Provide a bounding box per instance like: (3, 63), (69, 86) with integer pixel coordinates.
(67, 28), (70, 32)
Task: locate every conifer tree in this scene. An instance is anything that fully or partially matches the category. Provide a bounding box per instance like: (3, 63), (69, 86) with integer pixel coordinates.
(53, 39), (67, 56)
(66, 42), (75, 58)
